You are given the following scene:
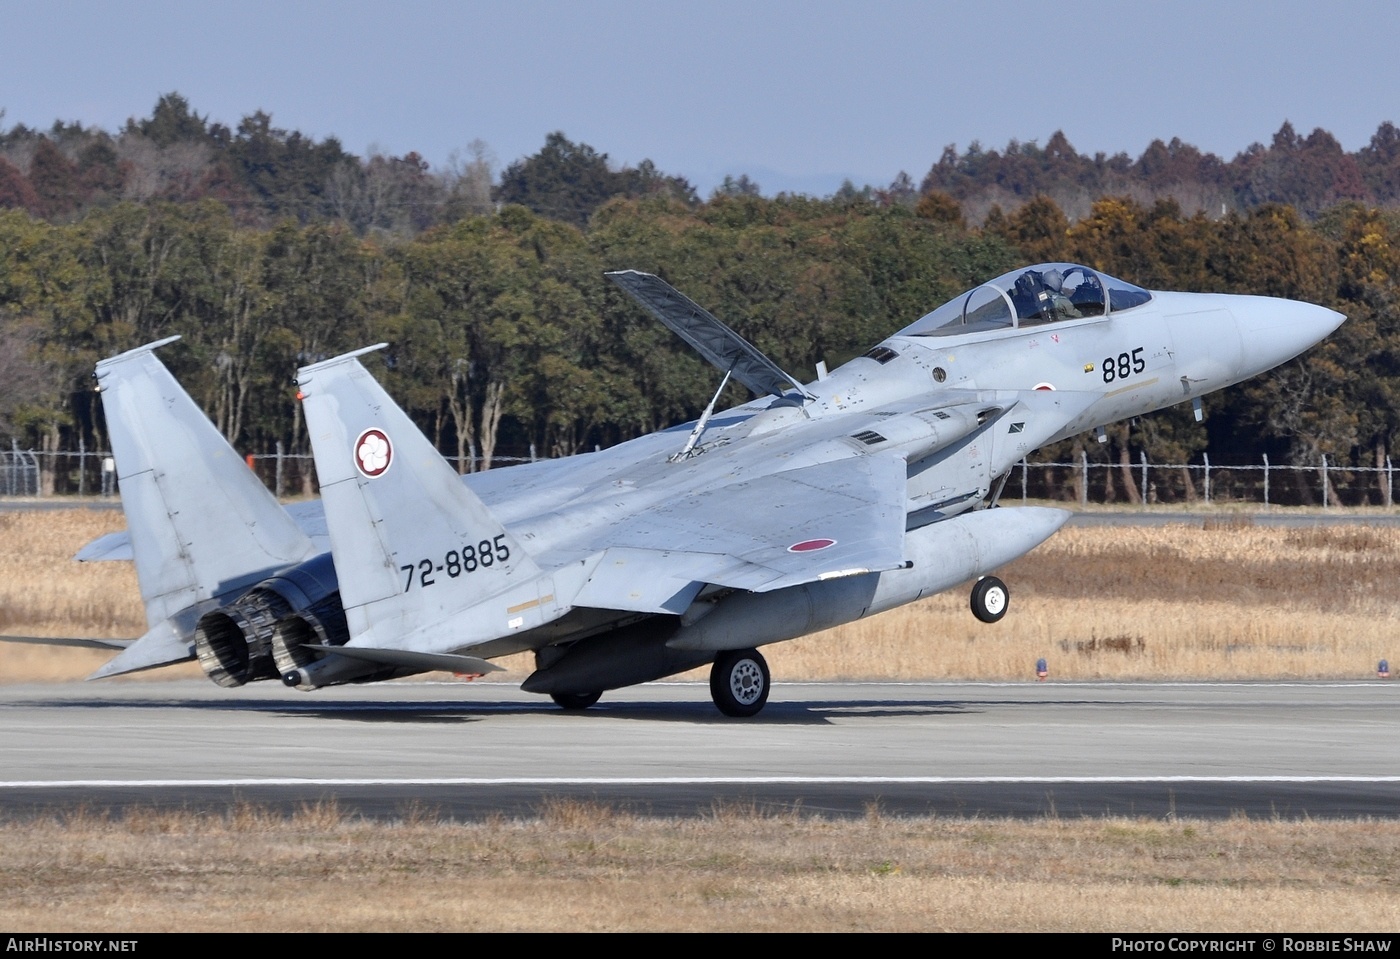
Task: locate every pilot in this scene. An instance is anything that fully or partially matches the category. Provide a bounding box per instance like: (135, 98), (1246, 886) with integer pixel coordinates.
(1040, 268), (1082, 320)
(1011, 271), (1043, 319)
(1061, 267), (1104, 315)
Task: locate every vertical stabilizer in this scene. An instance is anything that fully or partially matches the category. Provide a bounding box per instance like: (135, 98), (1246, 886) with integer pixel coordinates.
(296, 347), (541, 649)
(97, 338), (316, 627)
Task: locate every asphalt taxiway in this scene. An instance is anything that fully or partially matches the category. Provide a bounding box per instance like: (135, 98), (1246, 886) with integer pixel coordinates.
(1, 679), (1396, 819)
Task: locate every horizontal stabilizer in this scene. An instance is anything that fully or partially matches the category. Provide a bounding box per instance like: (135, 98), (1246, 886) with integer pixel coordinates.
(87, 618), (198, 680)
(0, 634), (132, 651)
(74, 532), (133, 562)
(606, 270), (808, 398)
(75, 499), (338, 565)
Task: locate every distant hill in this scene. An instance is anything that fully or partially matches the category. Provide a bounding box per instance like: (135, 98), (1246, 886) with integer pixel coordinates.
(3, 94), (1398, 230)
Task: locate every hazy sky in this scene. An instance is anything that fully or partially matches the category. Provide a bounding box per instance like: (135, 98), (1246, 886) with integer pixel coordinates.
(3, 0), (1398, 196)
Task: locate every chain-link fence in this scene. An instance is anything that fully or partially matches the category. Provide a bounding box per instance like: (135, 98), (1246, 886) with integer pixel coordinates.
(1010, 452), (1398, 508)
(0, 444), (39, 496)
(14, 448), (539, 498)
(239, 450), (536, 498)
(8, 446), (1399, 508)
(10, 446), (117, 497)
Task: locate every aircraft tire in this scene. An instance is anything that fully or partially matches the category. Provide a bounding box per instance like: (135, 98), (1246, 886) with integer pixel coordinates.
(551, 691), (602, 710)
(710, 648), (770, 718)
(970, 576), (1009, 624)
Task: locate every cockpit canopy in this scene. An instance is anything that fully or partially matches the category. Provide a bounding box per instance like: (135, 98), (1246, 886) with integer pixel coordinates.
(897, 263), (1153, 337)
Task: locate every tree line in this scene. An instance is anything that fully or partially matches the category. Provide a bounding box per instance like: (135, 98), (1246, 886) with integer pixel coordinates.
(9, 95), (1400, 235)
(1, 96), (1397, 504)
(921, 123), (1400, 222)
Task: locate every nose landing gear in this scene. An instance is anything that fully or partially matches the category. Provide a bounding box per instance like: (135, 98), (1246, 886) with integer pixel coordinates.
(970, 576), (1009, 624)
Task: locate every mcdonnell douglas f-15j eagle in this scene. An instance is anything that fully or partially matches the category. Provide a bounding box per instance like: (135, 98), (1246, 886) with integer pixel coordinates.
(53, 263), (1343, 716)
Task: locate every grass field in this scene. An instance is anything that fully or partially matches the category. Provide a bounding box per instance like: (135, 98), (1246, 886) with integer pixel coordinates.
(5, 509), (1400, 932)
(4, 508), (1397, 684)
(2, 805), (1398, 932)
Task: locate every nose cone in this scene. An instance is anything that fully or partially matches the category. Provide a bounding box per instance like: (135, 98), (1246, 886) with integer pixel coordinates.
(1235, 296), (1346, 375)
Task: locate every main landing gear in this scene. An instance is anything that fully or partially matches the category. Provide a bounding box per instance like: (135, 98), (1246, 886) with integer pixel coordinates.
(710, 647), (770, 718)
(970, 575), (1009, 624)
(547, 649), (772, 717)
(550, 690), (602, 710)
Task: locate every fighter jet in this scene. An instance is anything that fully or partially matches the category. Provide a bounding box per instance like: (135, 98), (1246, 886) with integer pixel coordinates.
(54, 263), (1343, 716)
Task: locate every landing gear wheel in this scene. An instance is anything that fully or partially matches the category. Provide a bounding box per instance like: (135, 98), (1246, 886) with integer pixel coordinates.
(970, 576), (1009, 624)
(710, 648), (770, 718)
(551, 691), (602, 710)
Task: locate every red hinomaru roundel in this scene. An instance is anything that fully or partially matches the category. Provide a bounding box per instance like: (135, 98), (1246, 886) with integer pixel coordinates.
(788, 538), (836, 553)
(354, 428), (392, 478)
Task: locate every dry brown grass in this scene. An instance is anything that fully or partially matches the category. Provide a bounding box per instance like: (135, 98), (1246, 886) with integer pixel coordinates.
(0, 509), (201, 681)
(1, 805), (1398, 931)
(6, 513), (1400, 932)
(0, 510), (141, 633)
(768, 519), (1400, 682)
(4, 509), (1400, 683)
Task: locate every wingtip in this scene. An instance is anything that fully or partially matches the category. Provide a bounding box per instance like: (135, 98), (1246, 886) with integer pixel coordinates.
(296, 343), (391, 381)
(604, 269), (655, 285)
(94, 335), (183, 372)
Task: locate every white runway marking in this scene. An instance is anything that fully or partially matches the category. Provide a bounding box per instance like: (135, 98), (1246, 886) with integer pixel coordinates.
(416, 680), (1395, 689)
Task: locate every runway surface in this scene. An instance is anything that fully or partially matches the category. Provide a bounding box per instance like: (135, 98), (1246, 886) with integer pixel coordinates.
(2, 679), (1397, 820)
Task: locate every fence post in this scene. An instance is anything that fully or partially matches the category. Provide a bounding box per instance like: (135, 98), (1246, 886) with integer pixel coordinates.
(1262, 453), (1269, 508)
(275, 441), (285, 499)
(1203, 452), (1211, 505)
(1079, 450), (1088, 508)
(77, 437), (86, 497)
(1321, 454), (1329, 508)
(1388, 456), (1394, 509)
(1140, 451), (1148, 507)
(1020, 457), (1027, 503)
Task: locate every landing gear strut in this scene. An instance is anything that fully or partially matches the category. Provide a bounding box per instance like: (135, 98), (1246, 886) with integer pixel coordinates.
(709, 647), (770, 717)
(970, 576), (1009, 624)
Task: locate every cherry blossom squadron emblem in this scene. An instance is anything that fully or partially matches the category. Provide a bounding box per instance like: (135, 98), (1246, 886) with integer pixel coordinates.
(354, 428), (392, 478)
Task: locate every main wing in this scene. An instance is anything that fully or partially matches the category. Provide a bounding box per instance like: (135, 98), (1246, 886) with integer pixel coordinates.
(572, 451), (909, 614)
(294, 347), (911, 659)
